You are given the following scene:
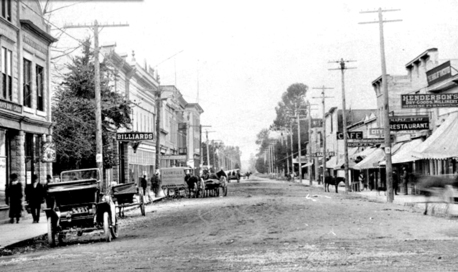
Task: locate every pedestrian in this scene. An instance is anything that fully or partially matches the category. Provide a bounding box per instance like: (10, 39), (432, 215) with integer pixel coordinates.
(401, 166), (409, 195)
(7, 173), (22, 224)
(359, 172), (367, 191)
(393, 170), (399, 195)
(140, 175), (147, 197)
(27, 174), (45, 223)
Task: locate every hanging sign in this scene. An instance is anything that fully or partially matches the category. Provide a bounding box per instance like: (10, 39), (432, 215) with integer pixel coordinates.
(336, 131), (363, 140)
(401, 93), (458, 108)
(347, 138), (384, 147)
(41, 142), (56, 163)
(426, 61), (451, 86)
(389, 115), (429, 131)
(311, 119), (323, 128)
(116, 132), (155, 141)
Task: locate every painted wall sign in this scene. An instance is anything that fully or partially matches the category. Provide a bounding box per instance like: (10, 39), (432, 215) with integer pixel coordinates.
(426, 61), (452, 86)
(116, 132), (155, 141)
(311, 119), (323, 128)
(401, 93), (458, 108)
(312, 151), (335, 157)
(389, 115), (429, 131)
(161, 155), (187, 161)
(0, 99), (22, 114)
(336, 131), (363, 140)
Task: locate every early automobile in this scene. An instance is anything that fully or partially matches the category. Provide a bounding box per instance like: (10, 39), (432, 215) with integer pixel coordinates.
(44, 168), (118, 246)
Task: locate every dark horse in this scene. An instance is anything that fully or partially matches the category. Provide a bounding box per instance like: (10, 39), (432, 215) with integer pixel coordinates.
(411, 173), (458, 215)
(324, 176), (346, 193)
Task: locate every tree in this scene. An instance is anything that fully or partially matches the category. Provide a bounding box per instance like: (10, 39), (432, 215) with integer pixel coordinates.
(52, 39), (131, 173)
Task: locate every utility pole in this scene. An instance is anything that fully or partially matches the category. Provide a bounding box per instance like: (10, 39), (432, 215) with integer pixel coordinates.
(307, 101), (319, 185)
(360, 8), (401, 203)
(312, 86), (333, 181)
(289, 122), (294, 175)
(330, 59), (356, 193)
(205, 130), (216, 171)
(64, 21), (128, 191)
(296, 105), (303, 183)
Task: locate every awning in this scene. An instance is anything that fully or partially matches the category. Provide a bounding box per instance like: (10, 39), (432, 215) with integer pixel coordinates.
(411, 112), (458, 160)
(379, 138), (423, 165)
(377, 142), (404, 166)
(325, 156), (338, 169)
(333, 147), (359, 169)
(302, 161), (314, 168)
(351, 147), (376, 160)
(353, 148), (385, 170)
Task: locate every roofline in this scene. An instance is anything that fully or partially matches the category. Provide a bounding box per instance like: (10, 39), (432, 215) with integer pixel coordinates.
(405, 48), (438, 68)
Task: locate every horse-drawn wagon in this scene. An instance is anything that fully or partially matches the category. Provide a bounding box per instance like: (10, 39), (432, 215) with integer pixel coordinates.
(44, 168), (118, 246)
(111, 182), (145, 217)
(160, 167), (193, 198)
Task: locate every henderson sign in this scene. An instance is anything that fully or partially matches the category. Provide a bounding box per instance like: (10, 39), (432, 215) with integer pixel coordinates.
(401, 93), (458, 108)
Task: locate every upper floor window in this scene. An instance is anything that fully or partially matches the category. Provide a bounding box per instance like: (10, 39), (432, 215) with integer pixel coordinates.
(36, 65), (44, 111)
(1, 0), (11, 21)
(1, 47), (12, 101)
(23, 58), (32, 108)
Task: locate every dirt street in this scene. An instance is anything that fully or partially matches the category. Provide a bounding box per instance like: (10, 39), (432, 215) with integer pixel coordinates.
(1, 176), (458, 271)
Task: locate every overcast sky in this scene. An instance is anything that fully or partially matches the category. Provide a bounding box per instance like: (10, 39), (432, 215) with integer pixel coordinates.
(45, 0), (458, 161)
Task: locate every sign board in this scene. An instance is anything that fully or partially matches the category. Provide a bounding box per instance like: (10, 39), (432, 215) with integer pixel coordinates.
(41, 142), (56, 163)
(426, 60), (451, 86)
(160, 167), (187, 186)
(336, 131), (363, 140)
(401, 93), (458, 108)
(347, 138), (384, 147)
(116, 132), (155, 141)
(96, 153), (103, 163)
(161, 155), (187, 161)
(389, 115), (429, 131)
(311, 119), (323, 128)
(312, 151), (335, 157)
(370, 128), (384, 136)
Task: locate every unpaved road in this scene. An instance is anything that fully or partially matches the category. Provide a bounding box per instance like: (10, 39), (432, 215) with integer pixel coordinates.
(1, 176), (458, 271)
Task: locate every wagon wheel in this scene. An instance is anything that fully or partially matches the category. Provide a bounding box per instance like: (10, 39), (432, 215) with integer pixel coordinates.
(103, 212), (112, 242)
(215, 188), (220, 197)
(110, 214), (119, 239)
(222, 185), (228, 197)
(47, 217), (56, 246)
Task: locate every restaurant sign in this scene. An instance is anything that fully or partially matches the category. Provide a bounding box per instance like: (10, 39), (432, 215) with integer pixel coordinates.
(389, 115), (429, 131)
(401, 93), (458, 108)
(426, 61), (451, 86)
(116, 132), (155, 141)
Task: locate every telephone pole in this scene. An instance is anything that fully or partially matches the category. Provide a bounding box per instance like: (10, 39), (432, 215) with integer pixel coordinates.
(312, 86), (333, 181)
(360, 8), (401, 203)
(306, 101), (319, 185)
(330, 59), (356, 193)
(64, 21), (128, 190)
(205, 130), (216, 171)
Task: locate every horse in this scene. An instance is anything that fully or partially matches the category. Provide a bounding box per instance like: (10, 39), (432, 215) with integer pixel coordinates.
(410, 173), (458, 215)
(185, 175), (200, 198)
(324, 176), (346, 193)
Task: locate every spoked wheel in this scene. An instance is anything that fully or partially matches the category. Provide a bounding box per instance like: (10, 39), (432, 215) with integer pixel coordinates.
(222, 186), (228, 197)
(103, 212), (112, 242)
(47, 217), (56, 246)
(110, 215), (119, 239)
(214, 188), (220, 197)
(140, 195), (146, 216)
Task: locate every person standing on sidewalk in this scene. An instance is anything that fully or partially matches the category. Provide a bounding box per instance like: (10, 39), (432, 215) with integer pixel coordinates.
(7, 173), (22, 224)
(140, 175), (148, 197)
(27, 175), (45, 223)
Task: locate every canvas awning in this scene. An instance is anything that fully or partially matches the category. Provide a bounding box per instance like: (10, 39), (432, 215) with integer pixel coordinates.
(352, 148), (385, 170)
(302, 161), (314, 168)
(411, 112), (458, 160)
(325, 156), (338, 169)
(379, 138), (424, 165)
(350, 147), (376, 160)
(333, 148), (359, 169)
(376, 142), (404, 166)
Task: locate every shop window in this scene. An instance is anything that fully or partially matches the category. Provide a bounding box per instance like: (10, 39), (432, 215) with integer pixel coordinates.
(1, 0), (11, 22)
(1, 47), (12, 101)
(36, 65), (44, 111)
(24, 134), (42, 186)
(23, 59), (32, 108)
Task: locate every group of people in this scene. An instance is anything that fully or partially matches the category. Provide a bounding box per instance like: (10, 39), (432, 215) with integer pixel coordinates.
(139, 173), (162, 202)
(6, 173), (52, 224)
(358, 165), (410, 195)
